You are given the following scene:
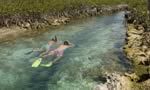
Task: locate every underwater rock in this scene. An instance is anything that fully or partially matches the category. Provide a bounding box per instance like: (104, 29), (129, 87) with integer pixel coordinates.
(93, 73), (132, 90)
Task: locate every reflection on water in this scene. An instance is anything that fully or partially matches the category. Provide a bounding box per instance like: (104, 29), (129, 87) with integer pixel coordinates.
(0, 12), (131, 90)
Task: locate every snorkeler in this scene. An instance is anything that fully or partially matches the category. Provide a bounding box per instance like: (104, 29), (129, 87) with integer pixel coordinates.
(40, 40), (75, 67)
(39, 36), (59, 56)
(26, 36), (59, 55)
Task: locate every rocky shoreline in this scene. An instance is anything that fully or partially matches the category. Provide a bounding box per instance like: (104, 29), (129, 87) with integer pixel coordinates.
(1, 4), (149, 90)
(123, 10), (150, 89)
(0, 4), (128, 43)
(92, 9), (150, 90)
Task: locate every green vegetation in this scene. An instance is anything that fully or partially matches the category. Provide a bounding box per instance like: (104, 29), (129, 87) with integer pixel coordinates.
(0, 0), (147, 14)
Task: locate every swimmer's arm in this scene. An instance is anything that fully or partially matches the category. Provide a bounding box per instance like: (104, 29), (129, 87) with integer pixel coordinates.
(25, 48), (41, 55)
(41, 53), (49, 57)
(32, 48), (40, 51)
(41, 52), (52, 58)
(40, 54), (48, 58)
(69, 43), (75, 47)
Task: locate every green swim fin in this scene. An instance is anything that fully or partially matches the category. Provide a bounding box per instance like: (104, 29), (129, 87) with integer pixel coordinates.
(40, 62), (53, 67)
(32, 58), (42, 67)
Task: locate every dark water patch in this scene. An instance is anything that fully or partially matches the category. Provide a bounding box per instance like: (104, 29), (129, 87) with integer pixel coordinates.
(137, 74), (150, 82)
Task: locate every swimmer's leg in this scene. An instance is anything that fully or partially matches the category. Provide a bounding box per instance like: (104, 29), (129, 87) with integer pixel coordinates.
(40, 56), (62, 67)
(52, 56), (62, 63)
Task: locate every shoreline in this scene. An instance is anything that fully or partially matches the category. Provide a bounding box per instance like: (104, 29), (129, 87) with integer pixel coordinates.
(1, 4), (148, 90)
(93, 9), (150, 90)
(0, 26), (27, 43)
(123, 9), (150, 89)
(0, 4), (128, 43)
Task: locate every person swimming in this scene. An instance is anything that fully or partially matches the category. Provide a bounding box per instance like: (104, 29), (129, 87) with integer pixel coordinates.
(32, 36), (58, 53)
(26, 36), (60, 59)
(40, 40), (74, 67)
(40, 36), (58, 56)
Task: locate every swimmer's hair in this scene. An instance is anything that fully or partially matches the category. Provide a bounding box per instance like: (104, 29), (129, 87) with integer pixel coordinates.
(64, 41), (69, 45)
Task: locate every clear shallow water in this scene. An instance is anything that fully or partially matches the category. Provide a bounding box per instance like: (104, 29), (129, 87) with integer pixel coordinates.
(0, 12), (131, 90)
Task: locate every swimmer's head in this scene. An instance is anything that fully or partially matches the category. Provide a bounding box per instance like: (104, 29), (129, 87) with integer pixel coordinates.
(64, 41), (69, 45)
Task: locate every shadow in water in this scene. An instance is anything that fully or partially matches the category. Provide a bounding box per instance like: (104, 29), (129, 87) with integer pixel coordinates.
(27, 60), (62, 90)
(113, 49), (133, 70)
(113, 40), (133, 71)
(137, 74), (150, 82)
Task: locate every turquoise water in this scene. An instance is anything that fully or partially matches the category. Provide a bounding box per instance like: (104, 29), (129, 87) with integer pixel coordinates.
(0, 12), (131, 90)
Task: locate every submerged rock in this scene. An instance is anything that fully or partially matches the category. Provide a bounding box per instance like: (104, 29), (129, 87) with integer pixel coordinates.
(93, 73), (132, 90)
